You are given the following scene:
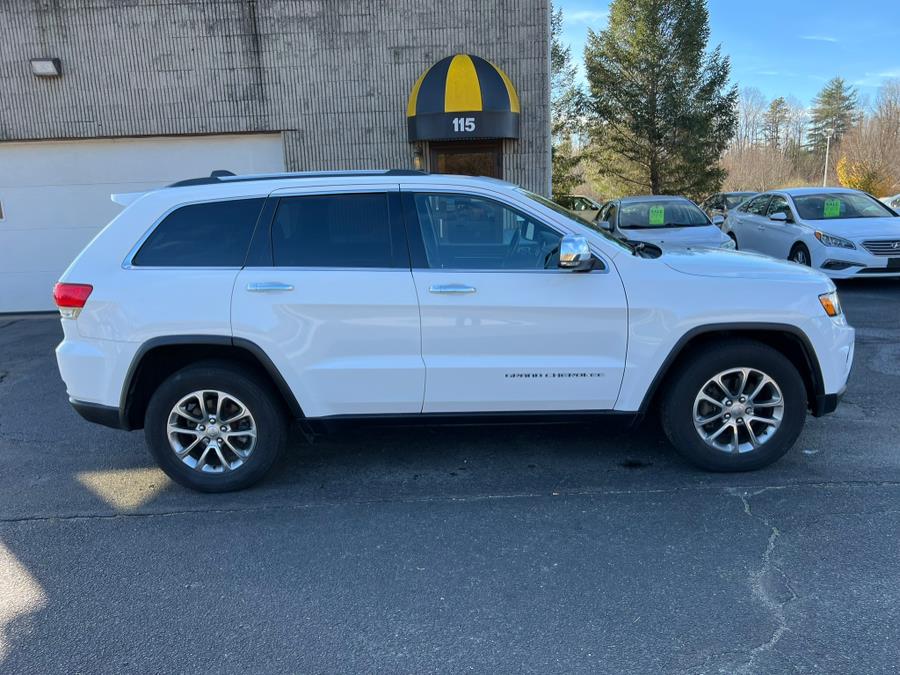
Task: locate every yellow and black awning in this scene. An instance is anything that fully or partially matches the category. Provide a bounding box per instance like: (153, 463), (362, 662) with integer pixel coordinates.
(407, 54), (520, 142)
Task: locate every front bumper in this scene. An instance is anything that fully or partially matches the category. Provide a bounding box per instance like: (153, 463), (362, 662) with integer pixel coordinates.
(812, 386), (846, 417)
(816, 246), (900, 279)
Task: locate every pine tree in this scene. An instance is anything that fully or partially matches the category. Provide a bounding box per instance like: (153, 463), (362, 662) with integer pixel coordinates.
(550, 5), (583, 198)
(583, 0), (737, 197)
(808, 77), (858, 154)
(763, 97), (789, 150)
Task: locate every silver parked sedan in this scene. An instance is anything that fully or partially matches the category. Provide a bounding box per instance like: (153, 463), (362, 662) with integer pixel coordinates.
(724, 187), (900, 279)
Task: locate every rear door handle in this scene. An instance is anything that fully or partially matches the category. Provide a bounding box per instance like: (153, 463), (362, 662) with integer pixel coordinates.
(428, 283), (476, 295)
(246, 282), (294, 292)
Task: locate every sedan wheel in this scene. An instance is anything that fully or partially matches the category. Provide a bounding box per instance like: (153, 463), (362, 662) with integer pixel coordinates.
(790, 245), (810, 266)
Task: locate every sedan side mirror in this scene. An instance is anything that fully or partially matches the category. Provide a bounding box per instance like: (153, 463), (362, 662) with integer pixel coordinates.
(711, 214), (725, 227)
(559, 234), (595, 272)
(769, 212), (789, 223)
(597, 220), (612, 231)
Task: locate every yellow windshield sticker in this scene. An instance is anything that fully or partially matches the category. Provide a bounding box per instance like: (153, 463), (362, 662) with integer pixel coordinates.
(824, 199), (841, 218)
(649, 206), (665, 225)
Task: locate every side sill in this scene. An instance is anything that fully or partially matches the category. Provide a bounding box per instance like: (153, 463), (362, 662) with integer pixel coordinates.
(69, 398), (130, 430)
(306, 410), (639, 433)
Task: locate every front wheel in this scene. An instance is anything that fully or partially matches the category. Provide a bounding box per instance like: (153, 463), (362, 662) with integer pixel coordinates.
(790, 243), (811, 266)
(144, 361), (287, 492)
(660, 341), (807, 471)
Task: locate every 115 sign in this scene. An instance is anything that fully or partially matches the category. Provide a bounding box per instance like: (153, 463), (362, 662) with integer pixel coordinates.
(452, 117), (476, 133)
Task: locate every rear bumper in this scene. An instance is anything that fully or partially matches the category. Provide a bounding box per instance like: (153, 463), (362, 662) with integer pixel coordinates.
(69, 398), (128, 430)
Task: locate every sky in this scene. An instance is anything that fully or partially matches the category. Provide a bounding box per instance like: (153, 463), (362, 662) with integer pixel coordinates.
(558, 0), (900, 107)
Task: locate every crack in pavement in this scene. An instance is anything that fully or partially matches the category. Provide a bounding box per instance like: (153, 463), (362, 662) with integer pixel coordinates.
(732, 489), (798, 674)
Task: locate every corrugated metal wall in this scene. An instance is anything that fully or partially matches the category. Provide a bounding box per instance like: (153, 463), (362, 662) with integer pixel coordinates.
(0, 0), (550, 194)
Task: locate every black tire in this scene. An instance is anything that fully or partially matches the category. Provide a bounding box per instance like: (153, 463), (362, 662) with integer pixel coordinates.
(789, 243), (811, 266)
(728, 232), (738, 249)
(660, 340), (806, 472)
(144, 360), (287, 492)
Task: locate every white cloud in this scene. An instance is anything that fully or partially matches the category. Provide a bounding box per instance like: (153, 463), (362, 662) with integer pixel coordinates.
(853, 67), (900, 87)
(567, 9), (608, 24)
(800, 35), (839, 43)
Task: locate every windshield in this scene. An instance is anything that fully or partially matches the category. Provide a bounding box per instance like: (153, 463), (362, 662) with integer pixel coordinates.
(725, 193), (755, 208)
(792, 192), (895, 220)
(619, 199), (710, 229)
(517, 189), (632, 252)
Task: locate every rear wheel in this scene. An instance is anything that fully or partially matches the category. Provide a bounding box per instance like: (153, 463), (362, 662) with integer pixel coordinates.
(660, 341), (806, 471)
(789, 243), (811, 266)
(145, 361), (287, 492)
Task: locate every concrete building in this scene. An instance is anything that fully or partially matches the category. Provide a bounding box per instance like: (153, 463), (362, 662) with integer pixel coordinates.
(0, 0), (551, 312)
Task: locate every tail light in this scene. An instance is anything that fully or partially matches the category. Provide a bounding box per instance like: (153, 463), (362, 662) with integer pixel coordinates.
(53, 282), (93, 319)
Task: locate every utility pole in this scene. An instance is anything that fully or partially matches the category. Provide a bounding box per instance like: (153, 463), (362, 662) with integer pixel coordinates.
(822, 128), (834, 187)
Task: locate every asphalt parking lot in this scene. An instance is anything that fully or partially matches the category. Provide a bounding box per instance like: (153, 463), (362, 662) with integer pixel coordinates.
(1, 279), (899, 674)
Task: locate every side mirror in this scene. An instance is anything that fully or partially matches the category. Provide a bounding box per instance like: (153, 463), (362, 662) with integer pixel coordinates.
(559, 235), (594, 272)
(769, 212), (789, 223)
(712, 214), (725, 227)
(597, 220), (612, 231)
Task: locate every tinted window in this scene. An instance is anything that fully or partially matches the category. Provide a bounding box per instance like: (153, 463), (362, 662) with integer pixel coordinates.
(791, 192), (895, 220)
(744, 195), (772, 216)
(271, 193), (398, 268)
(767, 195), (792, 219)
(413, 193), (563, 270)
(133, 198), (264, 267)
(605, 203), (618, 226)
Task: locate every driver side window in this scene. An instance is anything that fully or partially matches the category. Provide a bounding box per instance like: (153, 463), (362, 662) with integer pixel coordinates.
(767, 196), (792, 220)
(412, 193), (563, 270)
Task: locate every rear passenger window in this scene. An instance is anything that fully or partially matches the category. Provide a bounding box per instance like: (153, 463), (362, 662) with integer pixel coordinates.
(271, 193), (398, 268)
(132, 198), (264, 267)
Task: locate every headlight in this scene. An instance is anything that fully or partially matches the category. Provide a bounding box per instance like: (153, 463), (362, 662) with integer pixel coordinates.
(818, 291), (842, 317)
(815, 231), (855, 249)
(720, 238), (736, 250)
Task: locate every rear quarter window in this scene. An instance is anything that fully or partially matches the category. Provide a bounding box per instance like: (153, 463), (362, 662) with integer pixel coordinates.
(132, 198), (264, 267)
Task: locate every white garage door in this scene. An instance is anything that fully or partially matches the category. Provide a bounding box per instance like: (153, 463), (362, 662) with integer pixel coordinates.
(0, 133), (285, 312)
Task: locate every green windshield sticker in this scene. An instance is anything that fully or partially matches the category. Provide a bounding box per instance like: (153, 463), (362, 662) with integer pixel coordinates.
(649, 206), (665, 225)
(824, 199), (841, 218)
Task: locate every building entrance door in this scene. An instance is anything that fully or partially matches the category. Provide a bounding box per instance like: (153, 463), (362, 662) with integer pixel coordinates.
(429, 141), (502, 179)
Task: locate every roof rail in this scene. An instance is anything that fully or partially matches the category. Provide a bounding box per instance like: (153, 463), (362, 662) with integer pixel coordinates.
(167, 169), (428, 188)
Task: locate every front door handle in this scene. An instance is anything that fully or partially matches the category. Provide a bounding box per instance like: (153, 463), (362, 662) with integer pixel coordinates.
(246, 282), (294, 292)
(428, 283), (476, 295)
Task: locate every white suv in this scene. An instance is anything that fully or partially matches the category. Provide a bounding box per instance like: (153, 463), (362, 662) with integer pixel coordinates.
(55, 171), (855, 492)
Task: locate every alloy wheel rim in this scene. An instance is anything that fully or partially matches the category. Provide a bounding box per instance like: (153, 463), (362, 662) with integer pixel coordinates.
(793, 249), (808, 265)
(167, 390), (257, 473)
(692, 367), (784, 454)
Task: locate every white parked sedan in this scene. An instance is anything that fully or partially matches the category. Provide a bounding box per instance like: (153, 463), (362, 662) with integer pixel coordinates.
(597, 196), (735, 250)
(724, 188), (900, 279)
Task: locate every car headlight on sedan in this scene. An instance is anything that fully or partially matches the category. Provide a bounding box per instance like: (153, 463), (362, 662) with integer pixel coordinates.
(720, 238), (736, 250)
(814, 231), (855, 249)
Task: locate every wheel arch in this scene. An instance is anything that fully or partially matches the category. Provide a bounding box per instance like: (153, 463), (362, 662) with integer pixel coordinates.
(638, 323), (824, 416)
(120, 335), (303, 430)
